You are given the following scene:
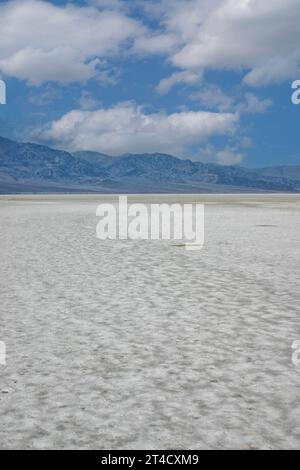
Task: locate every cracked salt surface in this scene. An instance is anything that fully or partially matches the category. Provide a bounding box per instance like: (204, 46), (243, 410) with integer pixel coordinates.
(0, 194), (300, 449)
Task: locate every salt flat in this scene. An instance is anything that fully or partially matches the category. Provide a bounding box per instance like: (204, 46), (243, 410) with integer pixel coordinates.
(0, 194), (300, 449)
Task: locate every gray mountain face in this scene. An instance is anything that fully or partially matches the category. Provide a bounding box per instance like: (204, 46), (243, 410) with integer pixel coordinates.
(0, 136), (299, 193)
(72, 151), (115, 168)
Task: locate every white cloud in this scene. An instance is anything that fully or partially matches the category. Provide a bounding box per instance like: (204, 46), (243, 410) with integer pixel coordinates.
(215, 148), (244, 165)
(1, 0), (298, 88)
(192, 86), (235, 112)
(0, 0), (142, 85)
(237, 93), (273, 114)
(35, 102), (239, 156)
(156, 71), (202, 95)
(243, 56), (300, 87)
(88, 0), (125, 9)
(0, 47), (101, 85)
(133, 33), (178, 55)
(199, 143), (245, 165)
(150, 0), (300, 87)
(193, 86), (273, 113)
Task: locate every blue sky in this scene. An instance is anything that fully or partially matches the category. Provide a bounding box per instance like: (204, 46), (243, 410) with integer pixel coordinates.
(0, 0), (299, 167)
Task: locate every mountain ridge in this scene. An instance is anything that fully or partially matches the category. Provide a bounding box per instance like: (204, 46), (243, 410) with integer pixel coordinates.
(0, 136), (299, 194)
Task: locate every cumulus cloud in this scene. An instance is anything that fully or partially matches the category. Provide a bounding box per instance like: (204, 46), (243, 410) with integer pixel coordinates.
(149, 0), (300, 87)
(0, 0), (142, 85)
(192, 86), (235, 113)
(199, 143), (245, 165)
(237, 93), (273, 114)
(88, 0), (125, 9)
(243, 56), (300, 87)
(156, 71), (202, 95)
(1, 0), (298, 88)
(133, 32), (178, 55)
(35, 102), (239, 156)
(0, 48), (102, 85)
(215, 148), (245, 165)
(193, 86), (273, 114)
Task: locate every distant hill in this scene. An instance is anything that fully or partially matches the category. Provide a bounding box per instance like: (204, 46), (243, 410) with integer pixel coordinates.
(0, 136), (299, 193)
(72, 150), (115, 168)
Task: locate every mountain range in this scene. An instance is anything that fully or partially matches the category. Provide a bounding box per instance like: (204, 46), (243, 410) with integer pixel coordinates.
(0, 136), (299, 194)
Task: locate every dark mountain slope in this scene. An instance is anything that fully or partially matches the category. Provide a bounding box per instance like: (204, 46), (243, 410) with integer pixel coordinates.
(0, 136), (299, 193)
